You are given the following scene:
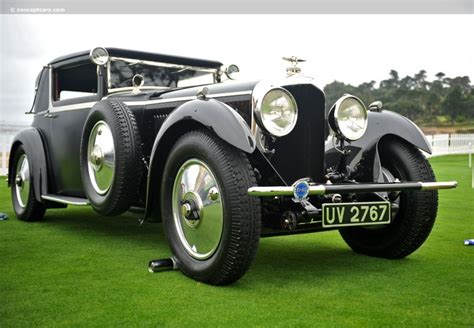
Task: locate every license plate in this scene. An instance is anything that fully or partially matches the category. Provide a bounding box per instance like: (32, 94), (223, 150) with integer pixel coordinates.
(322, 201), (391, 228)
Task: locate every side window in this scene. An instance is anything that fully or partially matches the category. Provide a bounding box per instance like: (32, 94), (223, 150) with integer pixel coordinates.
(52, 62), (98, 102)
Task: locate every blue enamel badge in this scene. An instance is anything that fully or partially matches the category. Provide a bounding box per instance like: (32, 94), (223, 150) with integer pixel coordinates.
(293, 180), (310, 201)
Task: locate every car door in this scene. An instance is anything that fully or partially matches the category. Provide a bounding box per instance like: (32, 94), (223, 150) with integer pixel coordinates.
(47, 60), (102, 197)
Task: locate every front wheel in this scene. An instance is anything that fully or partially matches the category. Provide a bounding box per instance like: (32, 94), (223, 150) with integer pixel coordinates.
(339, 138), (438, 258)
(161, 130), (261, 285)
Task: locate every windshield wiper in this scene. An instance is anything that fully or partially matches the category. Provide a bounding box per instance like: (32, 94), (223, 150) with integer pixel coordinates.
(150, 89), (175, 98)
(149, 85), (201, 99)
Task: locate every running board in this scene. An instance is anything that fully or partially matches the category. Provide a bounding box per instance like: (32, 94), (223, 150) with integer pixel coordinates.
(42, 194), (90, 206)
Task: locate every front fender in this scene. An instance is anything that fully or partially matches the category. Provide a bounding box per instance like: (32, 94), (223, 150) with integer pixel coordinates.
(8, 128), (48, 202)
(325, 110), (431, 181)
(144, 98), (256, 219)
(154, 98), (256, 154)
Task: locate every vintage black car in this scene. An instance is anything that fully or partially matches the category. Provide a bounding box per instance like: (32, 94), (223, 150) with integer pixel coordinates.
(9, 47), (457, 285)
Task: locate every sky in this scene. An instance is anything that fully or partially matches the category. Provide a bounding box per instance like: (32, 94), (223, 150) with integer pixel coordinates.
(0, 14), (472, 124)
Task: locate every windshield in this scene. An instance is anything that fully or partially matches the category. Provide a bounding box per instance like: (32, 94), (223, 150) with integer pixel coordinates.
(108, 58), (217, 91)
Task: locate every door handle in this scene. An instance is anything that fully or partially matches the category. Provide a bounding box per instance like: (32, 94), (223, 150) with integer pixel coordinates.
(44, 113), (57, 118)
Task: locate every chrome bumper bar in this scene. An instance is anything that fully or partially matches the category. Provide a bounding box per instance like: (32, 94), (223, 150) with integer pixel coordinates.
(247, 181), (458, 197)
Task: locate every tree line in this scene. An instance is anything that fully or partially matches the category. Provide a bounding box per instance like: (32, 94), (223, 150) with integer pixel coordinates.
(323, 70), (473, 126)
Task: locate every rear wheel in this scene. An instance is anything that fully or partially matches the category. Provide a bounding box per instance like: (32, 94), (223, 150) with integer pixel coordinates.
(339, 138), (438, 258)
(11, 145), (46, 221)
(161, 130), (261, 285)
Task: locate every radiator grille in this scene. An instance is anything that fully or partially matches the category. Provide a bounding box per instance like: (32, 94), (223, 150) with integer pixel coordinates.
(266, 84), (326, 183)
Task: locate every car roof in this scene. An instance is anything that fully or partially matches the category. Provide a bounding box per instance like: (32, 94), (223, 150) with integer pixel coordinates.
(49, 47), (223, 69)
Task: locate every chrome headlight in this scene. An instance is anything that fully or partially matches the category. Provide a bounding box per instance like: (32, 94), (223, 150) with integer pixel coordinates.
(254, 88), (298, 137)
(329, 94), (368, 141)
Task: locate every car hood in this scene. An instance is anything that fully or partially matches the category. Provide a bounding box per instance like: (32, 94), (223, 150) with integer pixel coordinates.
(160, 80), (259, 99)
(108, 80), (260, 102)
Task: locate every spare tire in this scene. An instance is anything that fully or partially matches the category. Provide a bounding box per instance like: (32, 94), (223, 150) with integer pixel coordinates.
(80, 100), (143, 216)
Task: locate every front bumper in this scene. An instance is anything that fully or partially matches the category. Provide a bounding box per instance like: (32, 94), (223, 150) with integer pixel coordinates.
(248, 181), (458, 197)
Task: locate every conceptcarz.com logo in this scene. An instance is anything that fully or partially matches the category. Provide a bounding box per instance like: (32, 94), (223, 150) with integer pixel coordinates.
(9, 7), (66, 14)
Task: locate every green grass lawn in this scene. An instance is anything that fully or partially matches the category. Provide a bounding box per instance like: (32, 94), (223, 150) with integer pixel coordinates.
(1, 155), (473, 327)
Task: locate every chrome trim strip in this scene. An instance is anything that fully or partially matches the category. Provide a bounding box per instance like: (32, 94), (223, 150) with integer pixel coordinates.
(203, 90), (252, 98)
(50, 102), (97, 112)
(42, 195), (90, 206)
(48, 65), (53, 109)
(248, 186), (294, 196)
(109, 56), (218, 73)
(248, 185), (326, 196)
(420, 181), (458, 190)
(248, 181), (457, 196)
(124, 90), (252, 107)
(108, 86), (169, 94)
(42, 91), (252, 113)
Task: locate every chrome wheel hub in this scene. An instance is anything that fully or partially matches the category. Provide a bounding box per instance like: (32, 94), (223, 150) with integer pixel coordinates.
(181, 191), (204, 228)
(14, 154), (30, 208)
(15, 175), (23, 188)
(90, 145), (104, 171)
(172, 159), (223, 260)
(87, 121), (115, 195)
(181, 202), (193, 218)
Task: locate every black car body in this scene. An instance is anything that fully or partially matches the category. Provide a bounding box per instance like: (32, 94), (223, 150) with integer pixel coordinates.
(8, 47), (456, 285)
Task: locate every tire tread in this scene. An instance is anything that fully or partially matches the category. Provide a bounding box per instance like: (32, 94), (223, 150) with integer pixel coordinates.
(162, 130), (261, 285)
(11, 146), (46, 221)
(80, 100), (143, 216)
(340, 138), (438, 259)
